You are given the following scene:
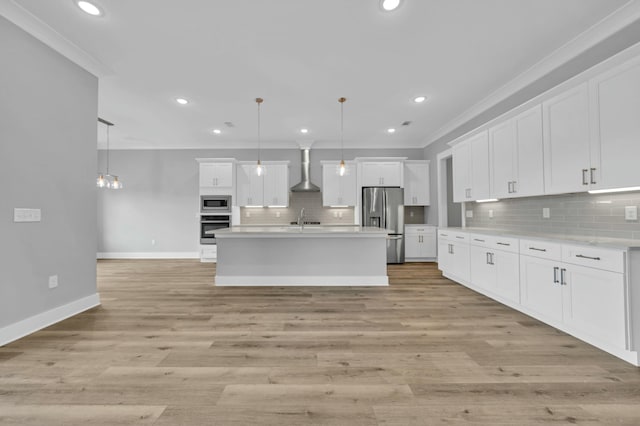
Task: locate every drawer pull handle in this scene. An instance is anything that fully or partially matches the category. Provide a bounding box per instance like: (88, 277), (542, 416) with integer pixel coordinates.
(529, 247), (547, 252)
(496, 242), (510, 246)
(455, 236), (465, 239)
(440, 234), (448, 237)
(576, 254), (601, 261)
(474, 238), (485, 242)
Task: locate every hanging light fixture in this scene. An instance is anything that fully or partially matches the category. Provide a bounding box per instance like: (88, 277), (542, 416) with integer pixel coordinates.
(96, 117), (123, 189)
(255, 97), (264, 176)
(338, 97), (347, 176)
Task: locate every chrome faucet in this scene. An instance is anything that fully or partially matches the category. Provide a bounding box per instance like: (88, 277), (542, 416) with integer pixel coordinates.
(297, 208), (305, 229)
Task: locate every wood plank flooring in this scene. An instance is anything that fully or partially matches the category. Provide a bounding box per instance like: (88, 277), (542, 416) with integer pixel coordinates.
(1, 260), (639, 425)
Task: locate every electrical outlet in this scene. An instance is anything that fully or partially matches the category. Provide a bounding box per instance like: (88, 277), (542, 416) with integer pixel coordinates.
(276, 211), (280, 218)
(489, 209), (494, 219)
(48, 275), (58, 289)
(625, 206), (638, 221)
(466, 210), (473, 218)
(333, 211), (338, 218)
(409, 211), (414, 217)
(245, 210), (251, 217)
(543, 208), (550, 219)
(151, 239), (156, 246)
(338, 211), (343, 219)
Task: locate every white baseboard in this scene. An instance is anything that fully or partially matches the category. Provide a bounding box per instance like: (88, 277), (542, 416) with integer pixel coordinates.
(0, 293), (101, 347)
(97, 252), (199, 259)
(214, 275), (389, 286)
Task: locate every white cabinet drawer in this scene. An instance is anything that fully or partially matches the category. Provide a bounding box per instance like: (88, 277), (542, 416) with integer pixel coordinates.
(519, 239), (562, 261)
(491, 236), (519, 254)
(201, 246), (217, 258)
(469, 234), (492, 247)
(562, 245), (624, 273)
(406, 225), (436, 235)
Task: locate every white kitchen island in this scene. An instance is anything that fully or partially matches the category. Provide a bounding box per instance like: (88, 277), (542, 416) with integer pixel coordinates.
(214, 225), (389, 286)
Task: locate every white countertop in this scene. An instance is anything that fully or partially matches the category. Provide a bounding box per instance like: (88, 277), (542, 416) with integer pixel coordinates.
(438, 226), (640, 250)
(215, 225), (389, 238)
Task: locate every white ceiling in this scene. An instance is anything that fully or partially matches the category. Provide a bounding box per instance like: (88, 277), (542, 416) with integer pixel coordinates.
(6, 0), (636, 149)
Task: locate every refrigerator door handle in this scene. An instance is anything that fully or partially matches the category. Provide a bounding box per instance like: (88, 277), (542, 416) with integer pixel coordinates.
(382, 189), (388, 230)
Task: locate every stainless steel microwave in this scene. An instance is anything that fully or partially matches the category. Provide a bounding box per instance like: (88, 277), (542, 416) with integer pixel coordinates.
(200, 195), (232, 213)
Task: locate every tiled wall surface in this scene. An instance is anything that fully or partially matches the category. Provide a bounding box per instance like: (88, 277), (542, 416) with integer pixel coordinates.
(240, 192), (355, 225)
(466, 191), (640, 240)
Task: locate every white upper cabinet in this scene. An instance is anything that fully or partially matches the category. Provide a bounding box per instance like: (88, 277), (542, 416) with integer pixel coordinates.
(490, 105), (544, 199)
(199, 161), (234, 188)
(589, 55), (640, 191)
(322, 161), (357, 206)
(237, 162), (289, 207)
(543, 83), (592, 195)
(404, 161), (430, 206)
(263, 163), (289, 207)
(453, 130), (490, 202)
(236, 163), (264, 207)
(360, 162), (402, 187)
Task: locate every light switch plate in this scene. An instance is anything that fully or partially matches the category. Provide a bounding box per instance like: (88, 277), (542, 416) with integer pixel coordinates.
(48, 275), (58, 289)
(542, 208), (550, 219)
(625, 206), (638, 221)
(465, 210), (473, 218)
(489, 210), (494, 218)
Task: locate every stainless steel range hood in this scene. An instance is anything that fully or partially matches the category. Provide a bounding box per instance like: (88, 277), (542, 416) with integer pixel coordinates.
(290, 148), (320, 192)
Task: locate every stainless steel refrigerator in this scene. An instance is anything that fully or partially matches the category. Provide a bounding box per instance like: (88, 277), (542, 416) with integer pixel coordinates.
(362, 187), (405, 264)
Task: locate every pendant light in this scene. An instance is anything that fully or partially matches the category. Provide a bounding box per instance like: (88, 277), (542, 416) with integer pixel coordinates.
(338, 97), (347, 176)
(96, 117), (123, 189)
(255, 97), (264, 176)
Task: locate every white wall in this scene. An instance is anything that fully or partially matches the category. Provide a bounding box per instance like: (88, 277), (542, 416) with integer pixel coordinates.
(0, 16), (99, 342)
(97, 148), (424, 255)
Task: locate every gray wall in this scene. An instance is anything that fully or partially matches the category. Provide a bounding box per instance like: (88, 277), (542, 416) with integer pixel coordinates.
(423, 20), (640, 226)
(465, 191), (640, 240)
(97, 148), (424, 254)
(0, 17), (98, 328)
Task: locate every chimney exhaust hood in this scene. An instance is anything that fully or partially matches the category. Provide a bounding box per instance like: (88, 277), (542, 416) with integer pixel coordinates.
(290, 145), (320, 192)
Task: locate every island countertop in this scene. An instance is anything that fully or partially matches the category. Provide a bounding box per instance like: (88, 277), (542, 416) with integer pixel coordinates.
(215, 225), (389, 238)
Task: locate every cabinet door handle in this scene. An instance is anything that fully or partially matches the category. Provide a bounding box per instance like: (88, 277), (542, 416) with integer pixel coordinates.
(486, 252), (490, 264)
(553, 266), (559, 283)
(590, 168), (596, 185)
(528, 247), (546, 252)
(496, 242), (510, 246)
(490, 253), (495, 265)
(512, 181), (517, 193)
(560, 268), (567, 285)
(582, 169), (589, 185)
(576, 254), (601, 261)
(508, 182), (513, 193)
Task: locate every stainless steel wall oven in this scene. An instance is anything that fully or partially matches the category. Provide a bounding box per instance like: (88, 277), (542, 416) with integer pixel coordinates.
(200, 215), (231, 244)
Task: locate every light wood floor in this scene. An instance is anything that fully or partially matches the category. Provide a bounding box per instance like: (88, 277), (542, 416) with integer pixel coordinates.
(1, 260), (639, 425)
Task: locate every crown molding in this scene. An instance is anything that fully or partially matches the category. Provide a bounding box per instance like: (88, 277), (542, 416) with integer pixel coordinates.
(0, 0), (113, 77)
(423, 0), (640, 147)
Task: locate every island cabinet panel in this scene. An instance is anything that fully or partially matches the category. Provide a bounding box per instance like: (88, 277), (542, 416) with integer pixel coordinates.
(236, 163), (264, 206)
(322, 161), (357, 206)
(360, 162), (402, 187)
(452, 130), (490, 202)
(263, 163), (289, 207)
(403, 161), (430, 206)
(490, 105), (544, 199)
(542, 83), (592, 195)
(589, 54), (640, 191)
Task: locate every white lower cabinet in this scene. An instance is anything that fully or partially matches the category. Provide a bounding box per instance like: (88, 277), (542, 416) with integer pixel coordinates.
(470, 237), (519, 304)
(405, 225), (436, 261)
(440, 228), (638, 366)
(437, 230), (470, 283)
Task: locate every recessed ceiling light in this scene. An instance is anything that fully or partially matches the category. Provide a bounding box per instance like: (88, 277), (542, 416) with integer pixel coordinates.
(76, 1), (102, 16)
(387, 128), (396, 134)
(300, 128), (309, 134)
(381, 0), (401, 11)
(212, 129), (221, 135)
(175, 98), (188, 105)
(413, 96), (427, 103)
